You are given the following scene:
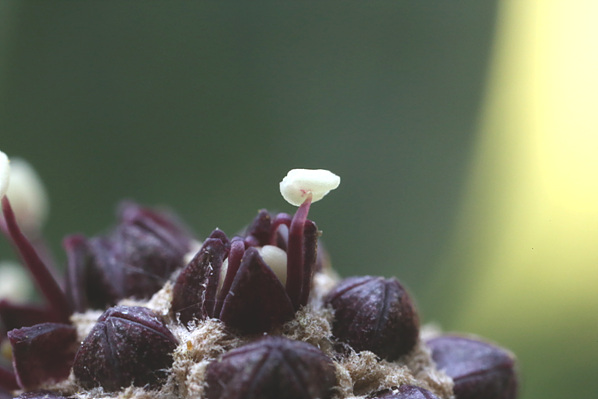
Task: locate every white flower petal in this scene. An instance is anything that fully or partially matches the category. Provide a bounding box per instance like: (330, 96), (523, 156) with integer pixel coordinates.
(279, 169), (340, 206)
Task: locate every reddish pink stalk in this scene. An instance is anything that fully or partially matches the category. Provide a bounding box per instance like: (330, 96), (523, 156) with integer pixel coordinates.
(285, 195), (312, 310)
(1, 196), (71, 322)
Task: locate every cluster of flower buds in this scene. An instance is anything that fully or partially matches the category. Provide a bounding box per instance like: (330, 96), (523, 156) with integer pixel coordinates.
(0, 153), (518, 399)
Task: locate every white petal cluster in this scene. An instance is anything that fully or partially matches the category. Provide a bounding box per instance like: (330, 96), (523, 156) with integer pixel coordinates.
(279, 169), (340, 206)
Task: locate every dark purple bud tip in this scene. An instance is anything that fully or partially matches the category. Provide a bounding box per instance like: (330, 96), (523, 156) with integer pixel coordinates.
(324, 276), (420, 360)
(368, 385), (440, 399)
(73, 305), (178, 391)
(426, 335), (518, 399)
(171, 237), (229, 326)
(205, 336), (337, 399)
(7, 323), (78, 389)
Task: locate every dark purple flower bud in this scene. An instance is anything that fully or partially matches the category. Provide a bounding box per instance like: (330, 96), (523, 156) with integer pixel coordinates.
(426, 335), (518, 399)
(7, 323), (78, 389)
(368, 385), (440, 399)
(204, 336), (337, 399)
(171, 236), (228, 325)
(73, 305), (178, 391)
(13, 392), (69, 399)
(172, 207), (319, 334)
(324, 276), (420, 360)
(64, 202), (194, 312)
(218, 248), (295, 333)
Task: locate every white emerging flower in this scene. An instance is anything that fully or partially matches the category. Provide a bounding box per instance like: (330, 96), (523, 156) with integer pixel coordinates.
(279, 169), (340, 207)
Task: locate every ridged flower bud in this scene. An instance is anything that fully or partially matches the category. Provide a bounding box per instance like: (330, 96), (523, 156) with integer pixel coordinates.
(324, 276), (420, 360)
(426, 335), (518, 399)
(64, 202), (193, 311)
(205, 336), (337, 399)
(73, 306), (178, 391)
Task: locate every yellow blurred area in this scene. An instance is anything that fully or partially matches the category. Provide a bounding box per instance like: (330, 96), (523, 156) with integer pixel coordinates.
(442, 1), (598, 397)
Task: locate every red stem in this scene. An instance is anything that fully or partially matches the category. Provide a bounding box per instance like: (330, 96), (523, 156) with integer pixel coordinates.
(1, 196), (71, 322)
(285, 195), (311, 310)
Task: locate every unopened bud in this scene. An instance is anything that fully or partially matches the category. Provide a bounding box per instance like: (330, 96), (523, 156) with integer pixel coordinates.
(258, 244), (288, 285)
(0, 261), (33, 302)
(4, 157), (49, 232)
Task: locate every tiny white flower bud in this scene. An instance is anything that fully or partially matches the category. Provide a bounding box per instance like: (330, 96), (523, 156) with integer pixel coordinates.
(257, 245), (288, 285)
(4, 158), (49, 232)
(0, 261), (33, 302)
(279, 169), (340, 207)
(0, 150), (9, 199)
(217, 245), (288, 293)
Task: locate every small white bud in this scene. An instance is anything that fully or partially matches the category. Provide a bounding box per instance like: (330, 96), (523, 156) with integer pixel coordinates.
(4, 158), (49, 232)
(279, 168), (340, 207)
(0, 261), (33, 302)
(0, 151), (9, 199)
(218, 245), (288, 292)
(257, 245), (288, 285)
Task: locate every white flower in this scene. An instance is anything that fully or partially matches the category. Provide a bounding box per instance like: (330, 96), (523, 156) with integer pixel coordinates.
(279, 168), (340, 206)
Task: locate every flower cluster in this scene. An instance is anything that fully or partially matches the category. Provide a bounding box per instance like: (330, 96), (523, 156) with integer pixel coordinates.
(0, 154), (517, 399)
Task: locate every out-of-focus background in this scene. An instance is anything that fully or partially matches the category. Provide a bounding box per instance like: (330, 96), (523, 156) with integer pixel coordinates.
(0, 2), (596, 398)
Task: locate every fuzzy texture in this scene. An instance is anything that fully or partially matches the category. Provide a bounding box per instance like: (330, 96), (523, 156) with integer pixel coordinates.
(20, 271), (453, 399)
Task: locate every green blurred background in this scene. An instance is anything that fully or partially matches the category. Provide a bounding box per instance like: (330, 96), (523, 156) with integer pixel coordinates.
(0, 2), (596, 399)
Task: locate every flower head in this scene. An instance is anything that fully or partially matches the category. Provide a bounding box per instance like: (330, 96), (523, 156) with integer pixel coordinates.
(0, 157), (518, 399)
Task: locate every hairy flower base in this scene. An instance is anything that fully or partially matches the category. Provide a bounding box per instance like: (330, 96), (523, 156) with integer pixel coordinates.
(13, 273), (455, 399)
